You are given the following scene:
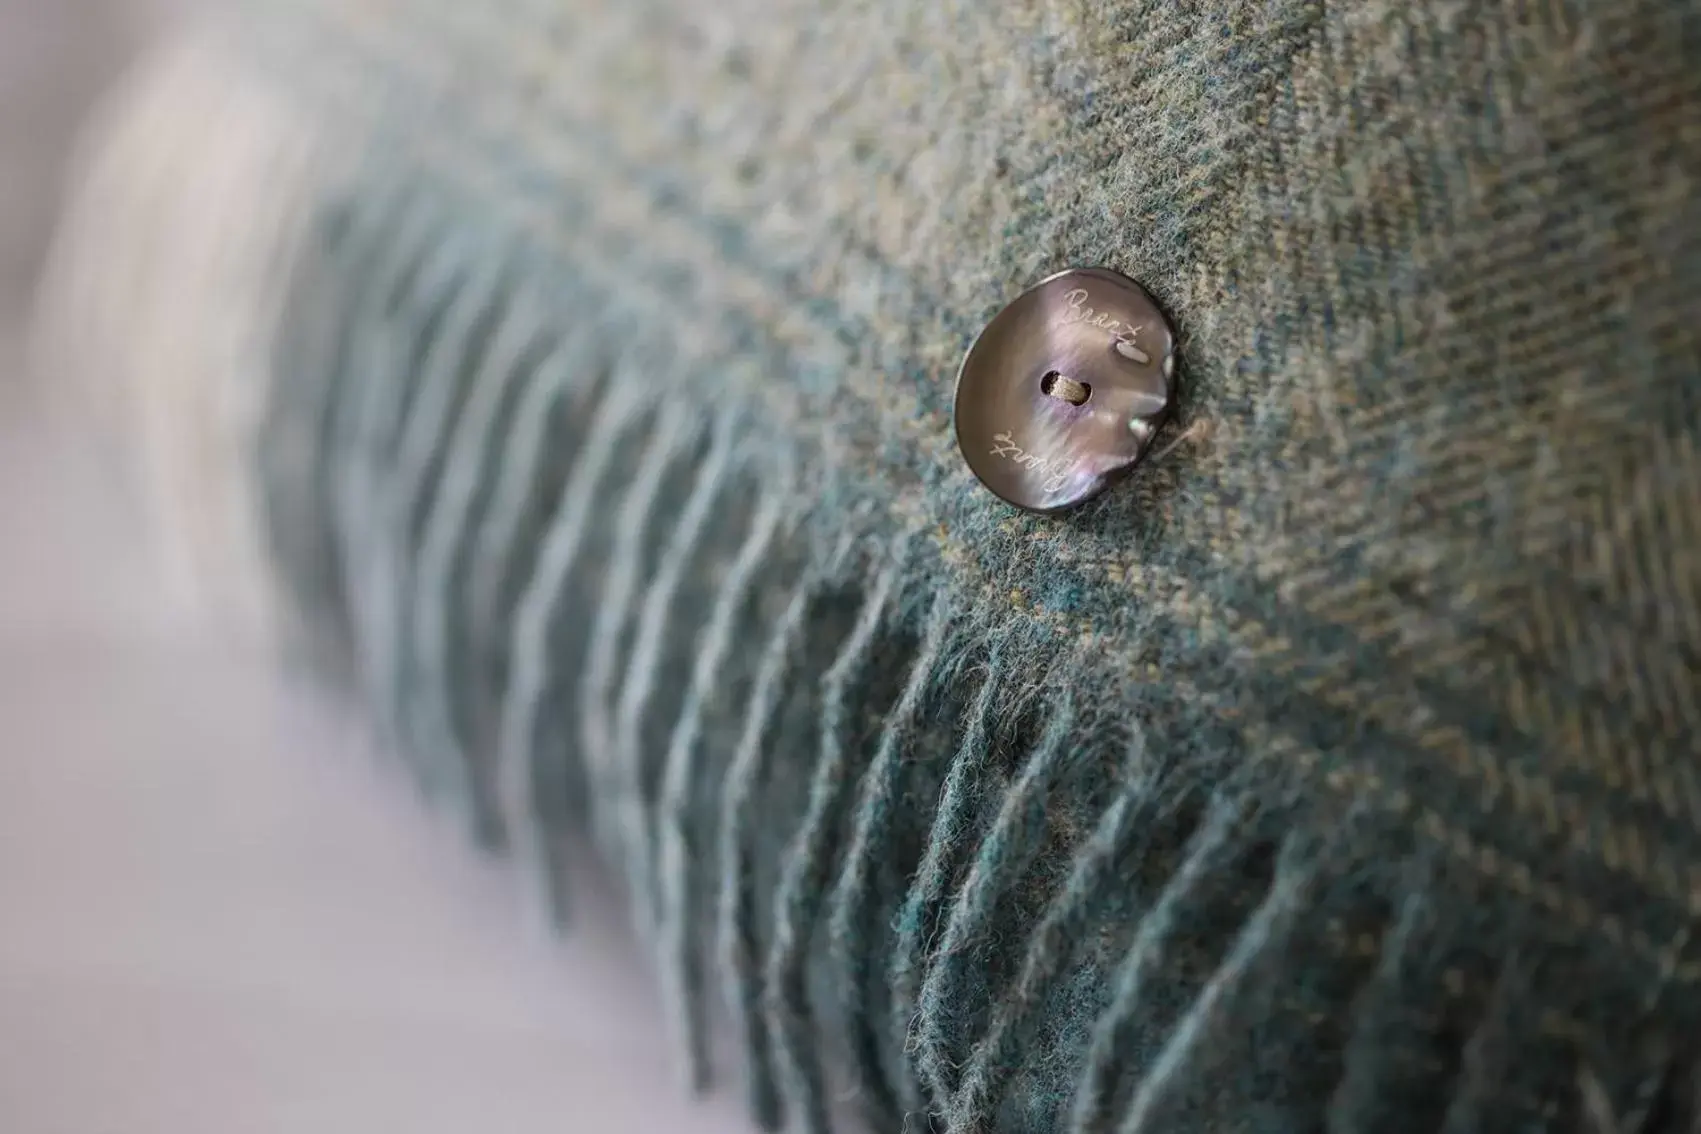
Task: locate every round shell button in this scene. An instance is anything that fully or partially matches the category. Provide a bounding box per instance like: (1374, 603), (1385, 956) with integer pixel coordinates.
(954, 267), (1176, 513)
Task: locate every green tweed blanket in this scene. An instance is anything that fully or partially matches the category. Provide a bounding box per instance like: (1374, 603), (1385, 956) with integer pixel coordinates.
(49, 0), (1701, 1130)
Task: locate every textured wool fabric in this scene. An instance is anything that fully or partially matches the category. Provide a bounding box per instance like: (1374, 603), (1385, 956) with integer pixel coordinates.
(42, 1), (1701, 1131)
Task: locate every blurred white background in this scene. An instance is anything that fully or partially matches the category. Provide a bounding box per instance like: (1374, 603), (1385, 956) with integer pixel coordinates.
(0, 4), (747, 1131)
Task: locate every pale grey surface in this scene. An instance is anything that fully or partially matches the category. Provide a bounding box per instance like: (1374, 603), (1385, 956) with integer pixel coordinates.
(0, 408), (758, 1134)
(0, 4), (749, 1131)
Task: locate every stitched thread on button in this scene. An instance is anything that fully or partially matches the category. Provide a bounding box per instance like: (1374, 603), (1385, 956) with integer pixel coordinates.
(1040, 370), (1092, 406)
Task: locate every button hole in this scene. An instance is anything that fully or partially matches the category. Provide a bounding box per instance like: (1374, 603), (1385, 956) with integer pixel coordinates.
(1040, 370), (1092, 406)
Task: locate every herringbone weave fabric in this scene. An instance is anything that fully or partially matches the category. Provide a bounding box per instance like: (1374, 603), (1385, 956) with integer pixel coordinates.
(51, 0), (1701, 1130)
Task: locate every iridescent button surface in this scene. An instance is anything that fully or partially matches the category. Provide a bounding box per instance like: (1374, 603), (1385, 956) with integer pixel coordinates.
(954, 267), (1176, 514)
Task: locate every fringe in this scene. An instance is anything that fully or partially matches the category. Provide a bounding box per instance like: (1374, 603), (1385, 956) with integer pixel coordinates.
(330, 224), (479, 764)
(823, 589), (958, 1122)
(716, 551), (843, 1132)
(947, 739), (1164, 1129)
(654, 485), (788, 1089)
(764, 555), (908, 1134)
(1111, 829), (1320, 1134)
(496, 364), (649, 926)
(890, 645), (1011, 1113)
(914, 693), (1083, 1107)
(406, 291), (554, 846)
(372, 248), (513, 808)
(458, 333), (589, 682)
(1067, 794), (1259, 1133)
(574, 400), (699, 894)
(260, 183), (430, 653)
(615, 415), (740, 946)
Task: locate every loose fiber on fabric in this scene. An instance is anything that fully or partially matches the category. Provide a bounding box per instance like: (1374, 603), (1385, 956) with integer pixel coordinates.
(40, 1), (1701, 1132)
